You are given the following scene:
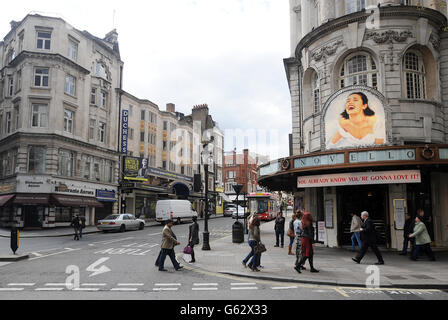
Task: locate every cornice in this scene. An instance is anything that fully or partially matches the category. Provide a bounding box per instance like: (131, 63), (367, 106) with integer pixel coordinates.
(294, 6), (448, 61)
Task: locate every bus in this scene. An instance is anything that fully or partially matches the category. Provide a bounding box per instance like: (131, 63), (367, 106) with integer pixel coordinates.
(247, 192), (280, 221)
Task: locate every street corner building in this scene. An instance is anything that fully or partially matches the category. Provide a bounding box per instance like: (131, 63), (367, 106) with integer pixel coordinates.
(0, 14), (122, 228)
(258, 0), (448, 250)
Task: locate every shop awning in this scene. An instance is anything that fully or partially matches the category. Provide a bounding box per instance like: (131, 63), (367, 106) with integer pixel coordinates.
(0, 194), (15, 206)
(13, 194), (50, 205)
(52, 195), (103, 207)
(219, 193), (232, 202)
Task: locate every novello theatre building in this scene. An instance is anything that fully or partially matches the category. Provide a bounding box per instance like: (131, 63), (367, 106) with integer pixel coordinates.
(258, 2), (448, 249)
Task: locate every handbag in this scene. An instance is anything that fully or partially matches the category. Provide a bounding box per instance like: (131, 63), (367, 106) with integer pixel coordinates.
(254, 242), (267, 254)
(287, 228), (295, 238)
(183, 245), (193, 255)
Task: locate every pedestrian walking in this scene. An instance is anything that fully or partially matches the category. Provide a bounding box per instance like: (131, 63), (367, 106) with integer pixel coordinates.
(70, 215), (81, 241)
(399, 213), (415, 256)
(188, 216), (200, 263)
(296, 212), (319, 273)
(78, 215), (86, 239)
(158, 220), (183, 272)
(350, 212), (363, 252)
(287, 213), (297, 255)
(352, 211), (385, 265)
(242, 216), (262, 272)
(294, 210), (305, 272)
(274, 212), (285, 248)
(409, 216), (436, 261)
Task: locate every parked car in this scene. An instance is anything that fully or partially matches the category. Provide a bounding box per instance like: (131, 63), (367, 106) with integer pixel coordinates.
(224, 204), (237, 217)
(156, 200), (198, 224)
(231, 205), (247, 219)
(97, 214), (145, 233)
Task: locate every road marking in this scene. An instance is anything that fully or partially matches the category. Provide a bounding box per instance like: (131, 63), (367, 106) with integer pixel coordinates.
(333, 288), (350, 297)
(29, 248), (81, 261)
(110, 288), (138, 291)
(231, 287), (258, 290)
(89, 237), (135, 246)
(117, 283), (144, 286)
(147, 233), (162, 236)
(192, 287), (218, 291)
(231, 283), (256, 286)
(45, 283), (67, 286)
(72, 288), (100, 292)
(154, 283), (181, 286)
(194, 283), (219, 286)
(0, 288), (24, 291)
(153, 287), (179, 291)
(8, 283), (35, 287)
(35, 288), (64, 291)
(271, 286), (298, 290)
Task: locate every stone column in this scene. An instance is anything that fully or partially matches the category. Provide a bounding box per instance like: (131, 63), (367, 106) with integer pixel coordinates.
(319, 0), (336, 24)
(290, 0), (302, 57)
(301, 0), (311, 37)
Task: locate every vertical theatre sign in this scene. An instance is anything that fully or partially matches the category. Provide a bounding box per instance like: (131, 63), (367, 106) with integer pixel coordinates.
(121, 109), (129, 154)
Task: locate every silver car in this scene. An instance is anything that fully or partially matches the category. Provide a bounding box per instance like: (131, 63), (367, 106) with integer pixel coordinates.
(97, 214), (145, 233)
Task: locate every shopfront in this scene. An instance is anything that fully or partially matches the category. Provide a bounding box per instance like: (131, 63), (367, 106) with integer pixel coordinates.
(258, 145), (448, 249)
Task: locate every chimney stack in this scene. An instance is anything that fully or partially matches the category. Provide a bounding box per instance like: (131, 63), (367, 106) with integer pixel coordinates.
(166, 103), (176, 113)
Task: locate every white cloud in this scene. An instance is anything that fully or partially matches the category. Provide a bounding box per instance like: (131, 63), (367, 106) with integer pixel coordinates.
(1, 0), (292, 158)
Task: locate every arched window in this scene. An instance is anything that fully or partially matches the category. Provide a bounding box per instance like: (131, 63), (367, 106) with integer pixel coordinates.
(312, 72), (320, 113)
(340, 53), (378, 89)
(403, 51), (426, 99)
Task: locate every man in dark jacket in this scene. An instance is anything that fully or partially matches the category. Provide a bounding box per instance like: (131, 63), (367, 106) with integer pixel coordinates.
(78, 215), (86, 239)
(70, 215), (81, 241)
(188, 216), (200, 263)
(352, 211), (385, 265)
(274, 212), (285, 248)
(399, 213), (415, 255)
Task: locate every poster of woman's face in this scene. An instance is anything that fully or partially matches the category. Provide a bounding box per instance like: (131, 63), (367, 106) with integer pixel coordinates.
(325, 90), (387, 150)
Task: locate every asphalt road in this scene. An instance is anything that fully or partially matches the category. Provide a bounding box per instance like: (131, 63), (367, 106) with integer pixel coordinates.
(1, 217), (447, 302)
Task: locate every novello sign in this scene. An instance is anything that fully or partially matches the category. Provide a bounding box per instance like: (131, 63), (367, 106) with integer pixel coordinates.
(297, 170), (421, 188)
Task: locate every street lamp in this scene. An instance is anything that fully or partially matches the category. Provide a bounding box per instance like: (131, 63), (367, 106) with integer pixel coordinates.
(201, 136), (214, 251)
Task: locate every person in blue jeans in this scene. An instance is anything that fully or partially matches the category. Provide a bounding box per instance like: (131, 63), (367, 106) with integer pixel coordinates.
(350, 212), (363, 251)
(242, 215), (261, 271)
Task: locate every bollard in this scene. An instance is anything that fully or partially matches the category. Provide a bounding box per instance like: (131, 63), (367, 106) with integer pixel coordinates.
(232, 221), (244, 244)
(11, 226), (19, 255)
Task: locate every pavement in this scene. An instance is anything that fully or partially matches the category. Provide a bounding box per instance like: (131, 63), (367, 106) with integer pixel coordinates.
(178, 217), (448, 290)
(1, 214), (448, 289)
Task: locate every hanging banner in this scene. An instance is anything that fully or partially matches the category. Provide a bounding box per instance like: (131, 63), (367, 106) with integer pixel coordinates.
(121, 109), (129, 155)
(298, 170), (421, 188)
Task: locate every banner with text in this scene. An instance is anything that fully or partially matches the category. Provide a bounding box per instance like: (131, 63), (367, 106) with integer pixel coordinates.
(298, 170), (421, 188)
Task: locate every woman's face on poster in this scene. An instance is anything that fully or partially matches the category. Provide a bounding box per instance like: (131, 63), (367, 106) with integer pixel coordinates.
(345, 94), (366, 116)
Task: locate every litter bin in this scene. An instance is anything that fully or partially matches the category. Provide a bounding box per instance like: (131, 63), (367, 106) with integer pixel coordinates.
(232, 221), (244, 244)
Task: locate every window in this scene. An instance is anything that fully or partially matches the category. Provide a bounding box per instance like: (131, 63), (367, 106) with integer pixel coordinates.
(89, 119), (96, 140)
(227, 171), (236, 179)
(58, 150), (74, 177)
(140, 131), (145, 142)
(34, 68), (49, 87)
(129, 128), (134, 140)
(68, 39), (78, 61)
(129, 105), (133, 117)
(99, 91), (107, 108)
(82, 155), (92, 180)
(98, 122), (106, 143)
(90, 88), (97, 105)
(15, 70), (21, 93)
(95, 62), (107, 79)
(94, 162), (100, 181)
(340, 53), (378, 89)
(141, 110), (145, 121)
(28, 146), (46, 174)
(162, 160), (167, 170)
(105, 160), (114, 183)
(7, 77), (13, 97)
(37, 31), (51, 50)
(65, 75), (76, 96)
(6, 112), (11, 134)
(163, 141), (167, 151)
(31, 104), (48, 128)
(163, 121), (168, 130)
(346, 0), (365, 14)
(403, 51), (426, 99)
(312, 72), (320, 113)
(64, 110), (74, 133)
(7, 50), (16, 64)
(18, 34), (24, 52)
(14, 105), (20, 130)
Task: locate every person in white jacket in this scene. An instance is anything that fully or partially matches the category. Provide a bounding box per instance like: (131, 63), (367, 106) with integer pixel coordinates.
(350, 212), (363, 252)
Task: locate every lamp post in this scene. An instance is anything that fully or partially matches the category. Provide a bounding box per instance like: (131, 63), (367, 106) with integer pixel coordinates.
(201, 137), (214, 251)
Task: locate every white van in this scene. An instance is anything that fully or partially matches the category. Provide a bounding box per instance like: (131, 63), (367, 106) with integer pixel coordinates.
(155, 200), (198, 224)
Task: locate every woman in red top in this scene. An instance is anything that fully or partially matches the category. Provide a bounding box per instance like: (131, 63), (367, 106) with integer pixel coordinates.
(297, 212), (319, 273)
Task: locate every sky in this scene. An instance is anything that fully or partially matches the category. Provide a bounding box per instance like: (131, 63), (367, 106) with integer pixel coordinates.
(1, 0), (292, 160)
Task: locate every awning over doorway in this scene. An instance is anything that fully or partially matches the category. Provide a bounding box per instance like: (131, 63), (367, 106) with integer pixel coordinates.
(52, 195), (103, 207)
(0, 194), (15, 206)
(13, 194), (50, 205)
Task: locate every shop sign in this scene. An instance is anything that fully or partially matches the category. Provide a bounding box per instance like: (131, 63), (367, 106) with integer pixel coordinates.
(259, 161), (280, 177)
(146, 167), (193, 183)
(121, 109), (129, 155)
(55, 183), (95, 197)
(16, 176), (100, 197)
(349, 149), (415, 163)
(298, 170), (421, 188)
(96, 189), (116, 199)
(294, 153), (345, 169)
(0, 184), (15, 194)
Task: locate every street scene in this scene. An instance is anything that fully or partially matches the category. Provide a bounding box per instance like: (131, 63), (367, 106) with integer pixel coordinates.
(1, 0), (448, 310)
